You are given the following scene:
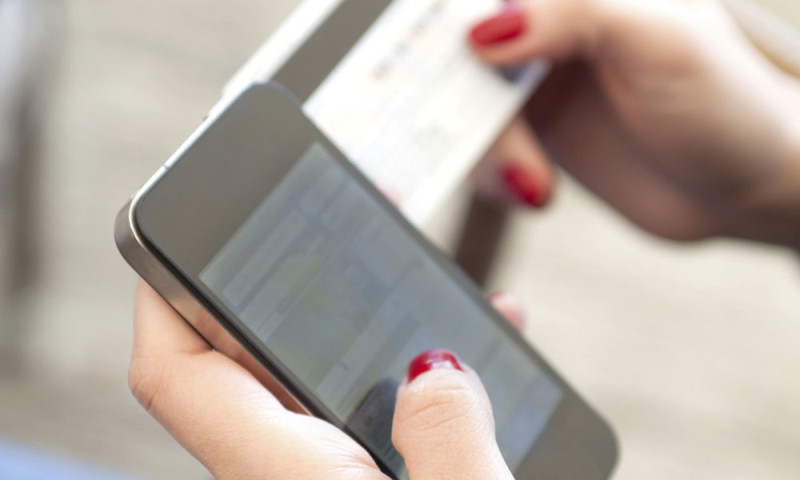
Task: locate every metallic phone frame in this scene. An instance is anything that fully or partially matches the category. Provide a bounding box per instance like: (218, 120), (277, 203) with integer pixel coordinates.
(114, 88), (318, 415)
(116, 197), (312, 416)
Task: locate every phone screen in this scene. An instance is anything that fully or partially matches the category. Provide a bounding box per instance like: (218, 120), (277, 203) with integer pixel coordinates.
(199, 142), (562, 476)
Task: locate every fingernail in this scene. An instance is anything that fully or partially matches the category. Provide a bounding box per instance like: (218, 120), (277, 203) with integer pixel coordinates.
(408, 349), (463, 382)
(502, 164), (547, 207)
(469, 4), (527, 46)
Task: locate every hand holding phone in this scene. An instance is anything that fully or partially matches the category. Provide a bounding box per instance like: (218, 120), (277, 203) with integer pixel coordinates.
(116, 84), (616, 479)
(131, 281), (517, 479)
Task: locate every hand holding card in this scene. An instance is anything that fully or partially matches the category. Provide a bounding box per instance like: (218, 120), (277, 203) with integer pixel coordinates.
(224, 0), (548, 224)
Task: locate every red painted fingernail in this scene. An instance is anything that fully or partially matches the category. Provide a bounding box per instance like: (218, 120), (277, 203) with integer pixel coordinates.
(502, 164), (547, 207)
(469, 4), (527, 46)
(408, 349), (463, 382)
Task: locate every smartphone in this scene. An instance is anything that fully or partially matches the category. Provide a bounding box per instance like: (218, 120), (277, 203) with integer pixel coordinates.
(223, 0), (549, 225)
(115, 83), (617, 479)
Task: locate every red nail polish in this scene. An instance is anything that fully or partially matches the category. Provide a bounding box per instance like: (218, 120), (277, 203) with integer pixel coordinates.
(408, 349), (463, 382)
(469, 4), (527, 46)
(502, 164), (547, 207)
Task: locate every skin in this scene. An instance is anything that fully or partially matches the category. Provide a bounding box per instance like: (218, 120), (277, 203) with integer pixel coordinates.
(131, 281), (516, 479)
(475, 0), (800, 249)
(130, 0), (800, 477)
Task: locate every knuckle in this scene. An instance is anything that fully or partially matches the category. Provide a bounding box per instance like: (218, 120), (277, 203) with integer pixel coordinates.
(394, 374), (483, 443)
(575, 0), (605, 51)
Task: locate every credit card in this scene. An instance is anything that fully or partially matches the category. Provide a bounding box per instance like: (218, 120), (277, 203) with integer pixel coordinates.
(225, 0), (548, 225)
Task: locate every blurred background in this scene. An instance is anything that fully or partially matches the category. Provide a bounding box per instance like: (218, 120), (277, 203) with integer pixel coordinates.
(1, 0), (799, 478)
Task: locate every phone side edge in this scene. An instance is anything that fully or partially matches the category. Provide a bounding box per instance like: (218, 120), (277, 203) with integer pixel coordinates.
(113, 194), (312, 415)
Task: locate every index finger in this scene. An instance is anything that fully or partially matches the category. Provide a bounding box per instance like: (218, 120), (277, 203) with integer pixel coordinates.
(133, 279), (211, 358)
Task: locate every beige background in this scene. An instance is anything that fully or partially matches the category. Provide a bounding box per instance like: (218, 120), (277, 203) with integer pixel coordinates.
(1, 1), (798, 479)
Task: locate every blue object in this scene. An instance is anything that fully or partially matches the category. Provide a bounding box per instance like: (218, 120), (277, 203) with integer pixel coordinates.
(0, 439), (139, 480)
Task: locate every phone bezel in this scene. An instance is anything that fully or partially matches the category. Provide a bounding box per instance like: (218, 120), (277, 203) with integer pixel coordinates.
(120, 83), (618, 479)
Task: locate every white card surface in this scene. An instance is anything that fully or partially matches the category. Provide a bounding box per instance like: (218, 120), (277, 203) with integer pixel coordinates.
(226, 0), (547, 225)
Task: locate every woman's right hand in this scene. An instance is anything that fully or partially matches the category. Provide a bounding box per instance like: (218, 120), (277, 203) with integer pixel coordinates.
(130, 282), (517, 480)
(471, 0), (800, 248)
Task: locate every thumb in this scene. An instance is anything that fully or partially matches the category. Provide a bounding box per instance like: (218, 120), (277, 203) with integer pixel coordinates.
(392, 349), (513, 480)
(468, 0), (604, 65)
